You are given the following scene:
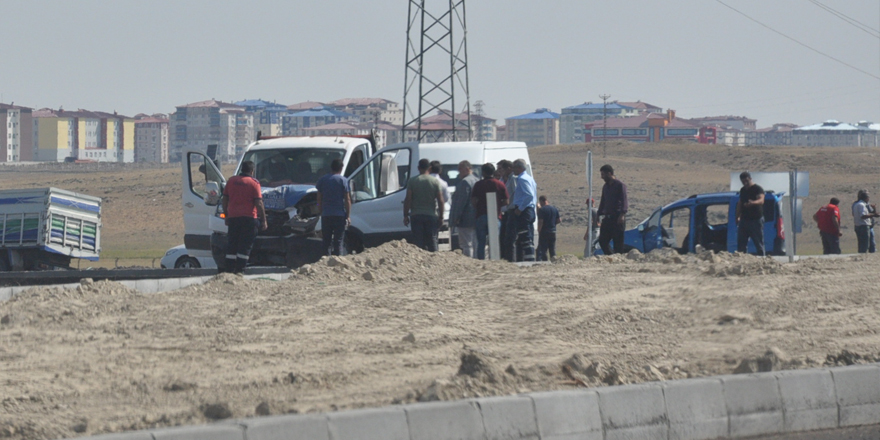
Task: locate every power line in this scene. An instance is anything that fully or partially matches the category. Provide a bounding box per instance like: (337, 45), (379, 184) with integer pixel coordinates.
(715, 0), (880, 80)
(807, 0), (879, 39)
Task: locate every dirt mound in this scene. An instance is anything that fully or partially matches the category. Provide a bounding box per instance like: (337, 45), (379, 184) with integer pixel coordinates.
(292, 240), (510, 284)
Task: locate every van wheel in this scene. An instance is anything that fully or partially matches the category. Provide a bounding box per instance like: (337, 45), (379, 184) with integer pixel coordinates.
(0, 253), (9, 272)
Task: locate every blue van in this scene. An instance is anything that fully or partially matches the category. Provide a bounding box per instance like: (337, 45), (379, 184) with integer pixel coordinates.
(601, 191), (786, 255)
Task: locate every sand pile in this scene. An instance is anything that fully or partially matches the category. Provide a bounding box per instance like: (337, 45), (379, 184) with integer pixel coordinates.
(3, 245), (880, 440)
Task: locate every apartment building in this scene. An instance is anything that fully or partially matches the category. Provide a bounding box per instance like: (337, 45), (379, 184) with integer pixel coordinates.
(326, 98), (403, 126)
(505, 108), (560, 147)
(134, 115), (170, 163)
(0, 103), (34, 162)
(169, 99), (253, 162)
(236, 99), (287, 137)
(32, 108), (134, 162)
(560, 102), (639, 144)
(282, 106), (358, 136)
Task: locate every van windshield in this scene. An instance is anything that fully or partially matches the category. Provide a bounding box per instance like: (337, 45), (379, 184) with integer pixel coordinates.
(242, 148), (345, 187)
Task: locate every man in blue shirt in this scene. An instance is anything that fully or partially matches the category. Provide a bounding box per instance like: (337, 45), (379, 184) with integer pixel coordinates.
(512, 159), (537, 262)
(536, 195), (560, 261)
(315, 159), (351, 256)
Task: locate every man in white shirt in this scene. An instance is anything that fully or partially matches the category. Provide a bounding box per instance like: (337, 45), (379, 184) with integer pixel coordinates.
(429, 161), (450, 203)
(853, 189), (880, 253)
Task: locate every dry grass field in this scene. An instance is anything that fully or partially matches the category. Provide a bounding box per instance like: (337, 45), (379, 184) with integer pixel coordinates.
(0, 141), (876, 266)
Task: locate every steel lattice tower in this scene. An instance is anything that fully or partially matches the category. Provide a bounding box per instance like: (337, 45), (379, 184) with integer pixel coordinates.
(402, 0), (471, 143)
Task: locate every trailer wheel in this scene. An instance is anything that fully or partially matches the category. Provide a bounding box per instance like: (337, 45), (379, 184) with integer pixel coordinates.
(174, 256), (201, 269)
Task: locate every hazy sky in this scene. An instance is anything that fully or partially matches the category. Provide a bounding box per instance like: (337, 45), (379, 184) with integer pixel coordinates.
(1, 0), (878, 127)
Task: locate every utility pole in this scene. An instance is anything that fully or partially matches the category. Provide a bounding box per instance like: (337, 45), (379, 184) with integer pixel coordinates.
(599, 94), (610, 157)
(402, 0), (471, 143)
(474, 100), (485, 141)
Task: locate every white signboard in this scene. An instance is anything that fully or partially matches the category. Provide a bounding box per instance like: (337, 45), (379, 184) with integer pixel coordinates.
(730, 172), (809, 198)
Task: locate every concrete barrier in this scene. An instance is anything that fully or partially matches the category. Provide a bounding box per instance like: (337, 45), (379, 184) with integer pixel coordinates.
(52, 364), (880, 440)
(326, 407), (409, 440)
(529, 389), (602, 440)
(473, 395), (538, 440)
(237, 413), (329, 440)
(404, 400), (484, 440)
(597, 382), (668, 440)
(775, 368), (838, 432)
(830, 364), (880, 427)
(150, 424), (244, 440)
(721, 373), (784, 438)
(662, 377), (728, 440)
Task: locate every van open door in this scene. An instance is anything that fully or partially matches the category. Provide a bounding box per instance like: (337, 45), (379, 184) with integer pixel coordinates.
(182, 151), (226, 255)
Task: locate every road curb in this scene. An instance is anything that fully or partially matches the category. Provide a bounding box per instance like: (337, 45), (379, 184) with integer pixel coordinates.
(61, 363), (880, 440)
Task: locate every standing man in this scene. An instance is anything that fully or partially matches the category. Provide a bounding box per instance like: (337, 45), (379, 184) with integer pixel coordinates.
(736, 171), (765, 255)
(596, 164), (628, 254)
(536, 195), (560, 261)
(404, 159), (445, 252)
(221, 161), (268, 274)
(852, 189), (880, 253)
(429, 160), (450, 204)
(471, 163), (508, 260)
(512, 159), (537, 262)
(315, 158), (351, 256)
(497, 160), (518, 261)
(813, 197), (842, 255)
(450, 160), (479, 257)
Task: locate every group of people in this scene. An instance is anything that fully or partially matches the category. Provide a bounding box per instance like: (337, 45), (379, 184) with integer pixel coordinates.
(813, 189), (880, 255)
(409, 158), (550, 262)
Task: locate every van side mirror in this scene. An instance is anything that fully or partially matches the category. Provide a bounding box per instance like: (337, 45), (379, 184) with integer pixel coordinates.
(638, 224), (645, 232)
(205, 181), (222, 206)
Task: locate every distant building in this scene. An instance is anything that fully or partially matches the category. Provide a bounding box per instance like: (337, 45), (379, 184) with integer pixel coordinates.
(560, 102), (638, 144)
(326, 98), (403, 126)
(0, 103), (33, 163)
(747, 123), (798, 146)
(301, 121), (401, 149)
(689, 115), (757, 131)
(235, 99), (287, 138)
(32, 108), (134, 162)
(420, 111), (497, 141)
(169, 99), (253, 162)
(583, 111), (700, 143)
(287, 101), (325, 111)
(618, 101), (664, 115)
(134, 115), (170, 163)
(791, 120), (880, 147)
(505, 108), (560, 147)
(282, 106), (358, 136)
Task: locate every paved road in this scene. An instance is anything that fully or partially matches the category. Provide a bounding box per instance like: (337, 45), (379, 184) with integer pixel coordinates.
(745, 425), (880, 439)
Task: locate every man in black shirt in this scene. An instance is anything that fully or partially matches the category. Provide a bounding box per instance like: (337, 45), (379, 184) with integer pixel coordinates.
(736, 171), (765, 255)
(597, 164), (628, 254)
(536, 195), (560, 261)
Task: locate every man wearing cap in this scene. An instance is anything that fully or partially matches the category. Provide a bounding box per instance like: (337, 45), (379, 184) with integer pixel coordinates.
(813, 198), (842, 255)
(736, 171), (765, 255)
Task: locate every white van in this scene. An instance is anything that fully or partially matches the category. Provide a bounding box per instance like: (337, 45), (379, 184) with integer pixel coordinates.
(345, 141), (534, 253)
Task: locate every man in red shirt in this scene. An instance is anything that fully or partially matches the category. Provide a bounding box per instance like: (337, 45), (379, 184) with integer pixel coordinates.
(471, 163), (509, 260)
(813, 197), (841, 255)
(221, 161), (268, 273)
